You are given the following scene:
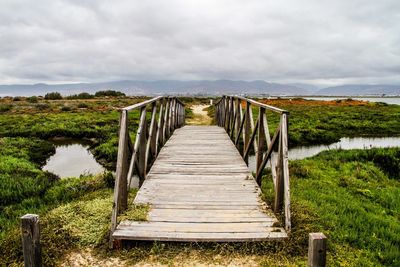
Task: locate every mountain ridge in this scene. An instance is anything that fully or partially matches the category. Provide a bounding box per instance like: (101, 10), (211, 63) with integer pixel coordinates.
(1, 80), (400, 96)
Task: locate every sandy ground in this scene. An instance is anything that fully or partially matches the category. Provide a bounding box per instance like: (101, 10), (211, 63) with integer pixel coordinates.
(61, 249), (261, 267)
(186, 105), (212, 125)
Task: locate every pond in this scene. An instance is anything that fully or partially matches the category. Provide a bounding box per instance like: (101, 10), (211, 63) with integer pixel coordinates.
(248, 136), (400, 172)
(43, 139), (106, 178)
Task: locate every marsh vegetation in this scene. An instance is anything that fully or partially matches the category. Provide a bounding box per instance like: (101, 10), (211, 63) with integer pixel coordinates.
(0, 95), (399, 266)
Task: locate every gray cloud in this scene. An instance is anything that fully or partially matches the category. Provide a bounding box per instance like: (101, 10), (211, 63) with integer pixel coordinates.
(0, 0), (399, 85)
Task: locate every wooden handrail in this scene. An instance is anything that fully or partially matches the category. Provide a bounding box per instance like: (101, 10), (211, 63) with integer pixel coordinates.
(110, 96), (186, 243)
(122, 96), (164, 111)
(214, 95), (291, 232)
(234, 95), (288, 114)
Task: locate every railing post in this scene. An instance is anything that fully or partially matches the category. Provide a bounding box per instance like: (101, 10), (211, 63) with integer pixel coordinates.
(137, 107), (147, 184)
(235, 98), (240, 145)
(256, 107), (266, 184)
(179, 103), (184, 126)
(21, 214), (42, 267)
(274, 115), (285, 213)
(308, 233), (327, 267)
(282, 113), (291, 231)
(170, 98), (176, 132)
(224, 96), (229, 131)
(115, 110), (129, 212)
(156, 98), (165, 153)
(215, 102), (219, 125)
(244, 102), (251, 163)
(164, 98), (171, 139)
(145, 102), (158, 172)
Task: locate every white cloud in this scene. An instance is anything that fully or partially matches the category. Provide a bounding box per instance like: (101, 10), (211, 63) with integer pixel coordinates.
(0, 0), (399, 85)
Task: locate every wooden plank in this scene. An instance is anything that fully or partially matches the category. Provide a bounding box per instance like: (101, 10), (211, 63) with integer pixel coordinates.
(113, 230), (287, 242)
(149, 204), (264, 210)
(117, 221), (280, 231)
(149, 209), (270, 216)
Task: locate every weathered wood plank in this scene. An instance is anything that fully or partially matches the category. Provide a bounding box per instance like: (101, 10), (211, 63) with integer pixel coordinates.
(113, 230), (287, 242)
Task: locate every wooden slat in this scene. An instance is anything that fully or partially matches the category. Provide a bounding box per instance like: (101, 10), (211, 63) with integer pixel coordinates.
(113, 229), (287, 242)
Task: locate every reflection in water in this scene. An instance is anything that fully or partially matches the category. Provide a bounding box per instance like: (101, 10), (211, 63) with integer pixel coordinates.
(248, 137), (400, 172)
(43, 140), (105, 178)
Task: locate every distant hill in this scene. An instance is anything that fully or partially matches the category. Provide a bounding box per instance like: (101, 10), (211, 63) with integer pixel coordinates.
(2, 80), (400, 97)
(0, 80), (311, 97)
(315, 84), (400, 96)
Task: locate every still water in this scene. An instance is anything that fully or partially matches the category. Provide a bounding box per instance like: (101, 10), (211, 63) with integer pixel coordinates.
(303, 97), (400, 105)
(43, 139), (105, 178)
(43, 136), (399, 177)
(248, 136), (400, 172)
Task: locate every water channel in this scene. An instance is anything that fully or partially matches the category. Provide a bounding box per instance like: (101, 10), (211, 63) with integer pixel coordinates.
(248, 136), (400, 172)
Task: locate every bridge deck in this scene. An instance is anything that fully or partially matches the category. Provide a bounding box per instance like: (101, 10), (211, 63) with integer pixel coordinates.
(112, 126), (287, 242)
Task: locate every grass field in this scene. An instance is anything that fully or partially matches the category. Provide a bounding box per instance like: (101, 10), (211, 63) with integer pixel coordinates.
(0, 95), (399, 266)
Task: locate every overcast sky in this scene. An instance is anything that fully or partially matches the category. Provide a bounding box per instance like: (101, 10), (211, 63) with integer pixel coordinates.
(0, 0), (399, 86)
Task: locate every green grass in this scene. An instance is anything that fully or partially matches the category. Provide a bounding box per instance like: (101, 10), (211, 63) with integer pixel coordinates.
(285, 148), (400, 266)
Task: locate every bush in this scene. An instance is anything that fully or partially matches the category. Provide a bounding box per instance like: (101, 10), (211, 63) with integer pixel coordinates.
(12, 97), (22, 101)
(66, 92), (95, 100)
(61, 106), (72, 112)
(95, 90), (125, 97)
(0, 104), (12, 113)
(44, 92), (62, 100)
(77, 102), (89, 108)
(36, 103), (50, 111)
(26, 96), (38, 103)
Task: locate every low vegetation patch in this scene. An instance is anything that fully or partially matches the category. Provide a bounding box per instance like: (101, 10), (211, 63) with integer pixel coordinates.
(286, 148), (400, 265)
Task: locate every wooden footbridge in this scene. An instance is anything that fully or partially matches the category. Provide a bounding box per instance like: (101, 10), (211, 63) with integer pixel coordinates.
(110, 96), (290, 245)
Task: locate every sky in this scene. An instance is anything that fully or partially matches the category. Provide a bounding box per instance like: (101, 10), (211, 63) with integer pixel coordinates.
(0, 0), (399, 86)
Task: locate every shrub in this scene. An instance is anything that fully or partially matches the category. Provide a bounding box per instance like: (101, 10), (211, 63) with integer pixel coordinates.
(0, 104), (12, 112)
(66, 92), (95, 100)
(26, 96), (38, 103)
(12, 97), (22, 101)
(61, 106), (72, 112)
(95, 90), (125, 97)
(77, 102), (89, 108)
(44, 92), (62, 100)
(36, 103), (50, 111)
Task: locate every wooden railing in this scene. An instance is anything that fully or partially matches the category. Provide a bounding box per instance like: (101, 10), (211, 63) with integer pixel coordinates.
(110, 96), (185, 237)
(214, 95), (291, 231)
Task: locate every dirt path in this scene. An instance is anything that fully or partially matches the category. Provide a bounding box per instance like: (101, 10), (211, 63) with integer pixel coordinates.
(61, 248), (263, 266)
(186, 105), (212, 125)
